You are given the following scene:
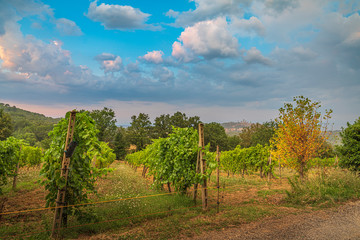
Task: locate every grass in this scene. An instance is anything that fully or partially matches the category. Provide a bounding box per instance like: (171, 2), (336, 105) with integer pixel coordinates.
(1, 162), (358, 239)
(1, 167), (42, 195)
(286, 168), (360, 207)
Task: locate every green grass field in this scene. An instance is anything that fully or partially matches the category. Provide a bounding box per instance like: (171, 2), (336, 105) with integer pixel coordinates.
(1, 161), (359, 239)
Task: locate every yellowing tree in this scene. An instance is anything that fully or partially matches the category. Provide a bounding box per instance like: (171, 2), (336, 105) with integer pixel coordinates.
(271, 96), (332, 178)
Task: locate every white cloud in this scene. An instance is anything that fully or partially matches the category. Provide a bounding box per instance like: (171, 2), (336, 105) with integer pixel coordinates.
(87, 0), (158, 30)
(141, 50), (164, 64)
(253, 0), (323, 43)
(291, 46), (317, 60)
(55, 18), (83, 36)
(174, 17), (239, 59)
(171, 41), (194, 62)
(243, 47), (271, 65)
(166, 9), (179, 18)
(0, 22), (96, 90)
(0, 0), (51, 35)
(94, 53), (122, 73)
(168, 0), (252, 27)
(314, 12), (360, 69)
(343, 31), (360, 46)
(230, 16), (265, 37)
(152, 66), (174, 83)
(264, 0), (299, 14)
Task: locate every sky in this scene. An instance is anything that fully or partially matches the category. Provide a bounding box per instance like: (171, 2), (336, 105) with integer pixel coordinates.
(0, 0), (359, 129)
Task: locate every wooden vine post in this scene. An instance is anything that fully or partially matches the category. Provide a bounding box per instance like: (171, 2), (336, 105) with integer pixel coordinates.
(12, 147), (21, 190)
(52, 110), (77, 238)
(192, 151), (200, 203)
(199, 123), (208, 210)
(267, 153), (272, 182)
(216, 145), (220, 213)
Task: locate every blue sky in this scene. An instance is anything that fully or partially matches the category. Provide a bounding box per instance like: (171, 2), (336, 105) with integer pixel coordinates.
(0, 0), (359, 129)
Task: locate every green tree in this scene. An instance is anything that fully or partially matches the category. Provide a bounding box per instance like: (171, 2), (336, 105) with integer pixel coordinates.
(153, 112), (201, 139)
(337, 117), (360, 172)
(0, 109), (13, 140)
(170, 112), (189, 128)
(251, 121), (277, 146)
(153, 114), (172, 138)
(89, 107), (117, 144)
(271, 96), (332, 178)
(239, 121), (277, 148)
(227, 135), (241, 150)
(113, 127), (128, 160)
(128, 113), (152, 150)
(204, 122), (229, 151)
(0, 103), (59, 147)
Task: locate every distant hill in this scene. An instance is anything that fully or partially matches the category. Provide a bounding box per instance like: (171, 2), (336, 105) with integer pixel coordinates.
(221, 120), (252, 135)
(0, 103), (60, 147)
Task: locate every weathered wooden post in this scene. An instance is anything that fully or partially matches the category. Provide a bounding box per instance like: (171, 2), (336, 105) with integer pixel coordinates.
(193, 151), (200, 203)
(52, 110), (76, 238)
(268, 154), (272, 182)
(199, 123), (208, 210)
(12, 147), (21, 190)
(216, 145), (220, 213)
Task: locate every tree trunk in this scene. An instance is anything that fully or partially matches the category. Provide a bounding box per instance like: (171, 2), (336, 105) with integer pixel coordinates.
(167, 182), (171, 193)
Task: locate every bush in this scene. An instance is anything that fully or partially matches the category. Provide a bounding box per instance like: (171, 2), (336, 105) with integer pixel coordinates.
(337, 117), (360, 172)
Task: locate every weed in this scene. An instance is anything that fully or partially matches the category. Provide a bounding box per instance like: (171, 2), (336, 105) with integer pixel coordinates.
(286, 168), (360, 207)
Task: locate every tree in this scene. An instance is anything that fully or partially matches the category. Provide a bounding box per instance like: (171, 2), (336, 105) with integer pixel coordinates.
(251, 121), (277, 146)
(153, 112), (201, 139)
(127, 113), (152, 151)
(271, 96), (332, 178)
(89, 107), (117, 144)
(204, 122), (229, 152)
(153, 114), (172, 138)
(113, 127), (128, 160)
(0, 109), (13, 140)
(170, 112), (189, 128)
(337, 117), (360, 172)
(227, 135), (241, 150)
(239, 121), (277, 148)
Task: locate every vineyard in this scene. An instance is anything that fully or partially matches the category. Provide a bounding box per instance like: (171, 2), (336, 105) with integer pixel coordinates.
(0, 104), (360, 239)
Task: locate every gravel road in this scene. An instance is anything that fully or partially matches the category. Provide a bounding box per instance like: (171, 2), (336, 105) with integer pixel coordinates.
(190, 200), (360, 240)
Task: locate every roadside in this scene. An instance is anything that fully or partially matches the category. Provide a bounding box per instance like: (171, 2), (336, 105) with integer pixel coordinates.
(189, 200), (360, 240)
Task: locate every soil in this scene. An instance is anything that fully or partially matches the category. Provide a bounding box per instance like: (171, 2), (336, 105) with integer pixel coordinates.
(189, 200), (360, 240)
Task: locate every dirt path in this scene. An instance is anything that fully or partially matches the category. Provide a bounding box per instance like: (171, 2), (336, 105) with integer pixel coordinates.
(190, 200), (360, 240)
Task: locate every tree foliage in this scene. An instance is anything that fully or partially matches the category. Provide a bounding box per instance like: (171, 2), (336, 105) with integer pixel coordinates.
(127, 113), (152, 151)
(204, 122), (229, 152)
(0, 103), (59, 148)
(153, 112), (201, 139)
(113, 127), (128, 160)
(0, 109), (13, 141)
(40, 111), (112, 218)
(239, 121), (277, 148)
(89, 107), (117, 144)
(271, 96), (332, 178)
(337, 117), (360, 172)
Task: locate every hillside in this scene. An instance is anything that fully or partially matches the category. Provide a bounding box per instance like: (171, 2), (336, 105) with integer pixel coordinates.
(0, 103), (60, 147)
(221, 120), (252, 135)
